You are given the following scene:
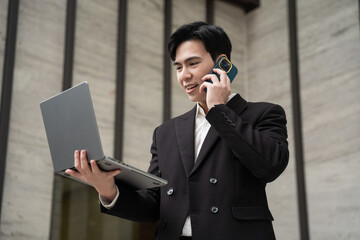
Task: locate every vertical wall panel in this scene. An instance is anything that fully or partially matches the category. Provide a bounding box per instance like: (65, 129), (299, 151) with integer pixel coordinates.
(214, 0), (247, 98)
(65, 0), (132, 239)
(73, 0), (117, 157)
(123, 0), (163, 171)
(172, 0), (206, 31)
(0, 0), (10, 221)
(0, 0), (9, 97)
(171, 0), (206, 117)
(297, 1), (360, 239)
(246, 0), (299, 239)
(0, 1), (65, 239)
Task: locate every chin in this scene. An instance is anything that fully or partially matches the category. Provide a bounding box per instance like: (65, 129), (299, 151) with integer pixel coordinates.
(187, 94), (199, 102)
(186, 90), (204, 103)
(187, 96), (196, 102)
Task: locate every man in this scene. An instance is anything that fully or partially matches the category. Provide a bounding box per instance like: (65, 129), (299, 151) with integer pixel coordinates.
(66, 21), (289, 240)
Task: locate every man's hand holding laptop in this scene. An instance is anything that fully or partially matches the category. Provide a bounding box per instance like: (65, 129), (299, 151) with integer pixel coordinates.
(65, 150), (121, 202)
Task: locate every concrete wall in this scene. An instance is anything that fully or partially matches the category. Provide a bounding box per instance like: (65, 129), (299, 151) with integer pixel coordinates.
(171, 0), (206, 117)
(51, 1), (134, 239)
(0, 0), (8, 96)
(214, 0), (248, 99)
(246, 0), (298, 238)
(123, 0), (164, 170)
(246, 0), (360, 239)
(0, 1), (65, 239)
(298, 0), (360, 239)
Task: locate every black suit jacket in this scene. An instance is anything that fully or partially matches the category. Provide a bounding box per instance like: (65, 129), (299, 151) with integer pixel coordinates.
(101, 94), (289, 240)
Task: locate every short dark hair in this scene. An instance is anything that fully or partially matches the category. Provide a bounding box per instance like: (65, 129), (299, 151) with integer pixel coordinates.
(168, 21), (232, 62)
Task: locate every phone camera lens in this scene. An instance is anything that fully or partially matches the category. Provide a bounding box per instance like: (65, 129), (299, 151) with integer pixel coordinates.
(220, 60), (231, 71)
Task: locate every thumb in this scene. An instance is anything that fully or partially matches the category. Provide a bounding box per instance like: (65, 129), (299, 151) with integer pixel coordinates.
(110, 169), (121, 177)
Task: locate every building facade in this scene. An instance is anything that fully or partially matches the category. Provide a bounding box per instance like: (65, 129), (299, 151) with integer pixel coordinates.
(0, 0), (359, 239)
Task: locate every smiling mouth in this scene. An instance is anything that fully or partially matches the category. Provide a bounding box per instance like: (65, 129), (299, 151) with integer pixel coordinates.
(185, 84), (198, 91)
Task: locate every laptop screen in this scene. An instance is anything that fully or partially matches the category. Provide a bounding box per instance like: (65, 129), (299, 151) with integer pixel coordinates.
(40, 82), (105, 172)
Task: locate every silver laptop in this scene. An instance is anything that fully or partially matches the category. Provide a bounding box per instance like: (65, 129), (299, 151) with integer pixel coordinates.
(40, 81), (167, 189)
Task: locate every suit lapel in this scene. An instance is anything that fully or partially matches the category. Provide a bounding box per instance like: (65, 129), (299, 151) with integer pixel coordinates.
(190, 94), (248, 175)
(191, 126), (219, 175)
(175, 106), (197, 177)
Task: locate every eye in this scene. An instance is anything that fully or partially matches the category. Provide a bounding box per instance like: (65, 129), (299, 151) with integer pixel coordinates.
(190, 62), (199, 66)
(174, 64), (182, 71)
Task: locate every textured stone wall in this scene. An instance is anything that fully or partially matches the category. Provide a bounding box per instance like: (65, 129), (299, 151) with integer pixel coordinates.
(0, 0), (8, 96)
(246, 0), (299, 238)
(0, 1), (66, 239)
(171, 0), (206, 117)
(72, 0), (118, 157)
(247, 0), (360, 239)
(297, 0), (360, 239)
(123, 0), (164, 170)
(214, 0), (247, 98)
(66, 0), (130, 239)
(54, 1), (134, 239)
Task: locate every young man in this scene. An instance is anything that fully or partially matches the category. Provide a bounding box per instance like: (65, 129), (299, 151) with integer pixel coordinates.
(66, 21), (289, 240)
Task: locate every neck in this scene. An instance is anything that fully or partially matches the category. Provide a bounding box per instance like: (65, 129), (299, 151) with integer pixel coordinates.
(198, 102), (208, 114)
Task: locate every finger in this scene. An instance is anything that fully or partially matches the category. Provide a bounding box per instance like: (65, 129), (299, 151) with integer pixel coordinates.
(90, 160), (120, 177)
(65, 169), (82, 180)
(199, 82), (210, 93)
(212, 68), (228, 84)
(212, 68), (231, 90)
(90, 160), (101, 174)
(202, 73), (220, 84)
(74, 150), (81, 171)
(221, 70), (231, 87)
(110, 169), (121, 178)
(211, 68), (223, 74)
(80, 150), (90, 172)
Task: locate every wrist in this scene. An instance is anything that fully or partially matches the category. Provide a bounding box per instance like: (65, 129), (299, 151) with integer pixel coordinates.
(208, 101), (224, 110)
(99, 185), (118, 202)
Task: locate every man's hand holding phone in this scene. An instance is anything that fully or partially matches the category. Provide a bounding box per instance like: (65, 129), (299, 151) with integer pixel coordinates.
(200, 57), (238, 110)
(200, 68), (231, 110)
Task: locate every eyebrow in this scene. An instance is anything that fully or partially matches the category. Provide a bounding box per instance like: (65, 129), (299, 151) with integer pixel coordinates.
(173, 56), (202, 66)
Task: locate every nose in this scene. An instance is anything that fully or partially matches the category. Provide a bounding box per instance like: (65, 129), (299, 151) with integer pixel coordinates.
(179, 67), (192, 82)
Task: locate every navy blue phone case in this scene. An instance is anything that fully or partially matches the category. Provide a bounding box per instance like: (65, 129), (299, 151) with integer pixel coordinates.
(205, 57), (238, 91)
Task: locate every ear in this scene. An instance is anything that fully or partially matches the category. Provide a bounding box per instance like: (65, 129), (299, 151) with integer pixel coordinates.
(215, 54), (228, 62)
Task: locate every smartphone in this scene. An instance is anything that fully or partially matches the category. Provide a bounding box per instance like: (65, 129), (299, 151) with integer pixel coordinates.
(206, 56), (238, 85)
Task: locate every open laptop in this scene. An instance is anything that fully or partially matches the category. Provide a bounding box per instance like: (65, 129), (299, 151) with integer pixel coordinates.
(40, 81), (167, 189)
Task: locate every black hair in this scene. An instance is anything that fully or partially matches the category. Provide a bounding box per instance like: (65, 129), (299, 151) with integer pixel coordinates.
(168, 21), (232, 62)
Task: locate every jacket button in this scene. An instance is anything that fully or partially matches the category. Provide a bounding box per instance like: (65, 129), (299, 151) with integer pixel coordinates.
(211, 206), (219, 214)
(167, 188), (174, 196)
(209, 178), (217, 184)
(160, 219), (167, 228)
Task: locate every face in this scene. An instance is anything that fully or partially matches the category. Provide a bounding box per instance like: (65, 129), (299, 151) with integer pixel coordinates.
(173, 40), (215, 106)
